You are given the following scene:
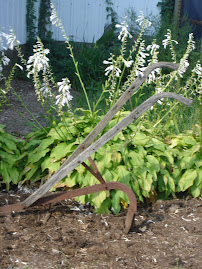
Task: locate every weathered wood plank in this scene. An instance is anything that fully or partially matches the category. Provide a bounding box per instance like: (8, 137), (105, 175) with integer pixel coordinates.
(22, 92), (192, 207)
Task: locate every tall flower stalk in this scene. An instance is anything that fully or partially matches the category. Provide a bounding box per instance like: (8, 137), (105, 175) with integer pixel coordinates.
(50, 2), (92, 115)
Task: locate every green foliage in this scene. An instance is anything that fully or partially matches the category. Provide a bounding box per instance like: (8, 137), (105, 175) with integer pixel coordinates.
(1, 115), (200, 212)
(26, 0), (38, 44)
(0, 125), (25, 189)
(38, 0), (52, 42)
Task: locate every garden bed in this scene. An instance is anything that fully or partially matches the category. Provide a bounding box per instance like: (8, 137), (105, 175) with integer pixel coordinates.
(0, 188), (201, 269)
(0, 79), (201, 269)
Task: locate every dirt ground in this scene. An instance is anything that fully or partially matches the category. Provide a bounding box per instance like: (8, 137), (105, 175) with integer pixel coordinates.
(0, 80), (202, 269)
(0, 189), (201, 269)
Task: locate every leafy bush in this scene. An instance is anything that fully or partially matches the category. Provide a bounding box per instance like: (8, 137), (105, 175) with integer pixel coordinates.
(0, 125), (25, 189)
(16, 116), (201, 213)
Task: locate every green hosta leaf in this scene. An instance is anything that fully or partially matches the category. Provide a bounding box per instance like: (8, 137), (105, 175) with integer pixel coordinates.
(178, 155), (196, 170)
(111, 150), (122, 167)
(190, 182), (202, 198)
(8, 167), (20, 184)
(27, 148), (50, 164)
(34, 137), (55, 152)
(116, 165), (130, 185)
(102, 169), (114, 182)
(0, 135), (18, 151)
(182, 136), (197, 146)
(177, 169), (197, 192)
(23, 139), (42, 150)
(0, 150), (17, 165)
(50, 142), (77, 161)
(161, 170), (175, 193)
(67, 170), (79, 187)
(113, 131), (126, 141)
(0, 161), (11, 184)
(111, 190), (120, 214)
(146, 164), (157, 181)
(91, 190), (107, 208)
(146, 155), (160, 172)
(194, 167), (202, 186)
(75, 164), (86, 174)
(138, 172), (153, 193)
(41, 157), (61, 173)
(132, 132), (150, 146)
(136, 146), (147, 158)
(158, 175), (166, 192)
(95, 197), (111, 214)
(128, 151), (144, 167)
(150, 138), (165, 151)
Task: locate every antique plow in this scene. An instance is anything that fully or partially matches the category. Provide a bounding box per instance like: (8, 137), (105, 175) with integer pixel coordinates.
(0, 62), (193, 233)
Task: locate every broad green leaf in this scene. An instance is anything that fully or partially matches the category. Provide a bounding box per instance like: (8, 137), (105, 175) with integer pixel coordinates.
(158, 176), (166, 192)
(146, 155), (160, 171)
(146, 164), (157, 181)
(128, 151), (144, 167)
(182, 136), (197, 146)
(23, 139), (42, 150)
(111, 150), (122, 167)
(66, 170), (78, 187)
(91, 191), (107, 208)
(0, 150), (17, 165)
(8, 167), (20, 184)
(150, 138), (165, 151)
(50, 142), (77, 161)
(132, 132), (150, 146)
(178, 169), (197, 191)
(34, 137), (55, 152)
(111, 190), (121, 214)
(27, 148), (50, 163)
(190, 182), (202, 197)
(178, 156), (196, 170)
(195, 167), (202, 186)
(95, 197), (111, 214)
(139, 173), (153, 192)
(0, 135), (18, 151)
(0, 161), (11, 183)
(75, 164), (86, 174)
(116, 165), (130, 185)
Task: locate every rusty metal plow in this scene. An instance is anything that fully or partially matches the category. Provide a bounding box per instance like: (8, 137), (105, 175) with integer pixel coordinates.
(0, 62), (192, 233)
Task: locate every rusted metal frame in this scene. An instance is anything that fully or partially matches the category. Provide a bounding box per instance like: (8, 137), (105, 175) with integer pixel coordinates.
(0, 182), (137, 233)
(81, 161), (108, 190)
(87, 157), (106, 185)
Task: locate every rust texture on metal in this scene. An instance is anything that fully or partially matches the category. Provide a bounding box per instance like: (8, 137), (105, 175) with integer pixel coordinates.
(0, 62), (193, 234)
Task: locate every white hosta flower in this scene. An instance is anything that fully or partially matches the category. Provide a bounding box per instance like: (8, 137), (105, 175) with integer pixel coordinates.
(116, 18), (132, 42)
(178, 59), (189, 77)
(56, 78), (73, 108)
(123, 59), (133, 68)
(192, 62), (202, 76)
(2, 56), (10, 65)
(162, 29), (178, 49)
(40, 83), (52, 97)
(136, 11), (152, 28)
(147, 43), (160, 55)
(188, 33), (195, 51)
(2, 28), (20, 50)
(103, 58), (121, 77)
(27, 38), (50, 77)
(50, 3), (62, 27)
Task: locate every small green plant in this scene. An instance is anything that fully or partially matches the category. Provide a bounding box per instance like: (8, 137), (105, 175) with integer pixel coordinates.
(0, 125), (25, 189)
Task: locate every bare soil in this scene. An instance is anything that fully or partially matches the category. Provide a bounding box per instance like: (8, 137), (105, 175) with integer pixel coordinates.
(0, 80), (202, 269)
(0, 189), (201, 269)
